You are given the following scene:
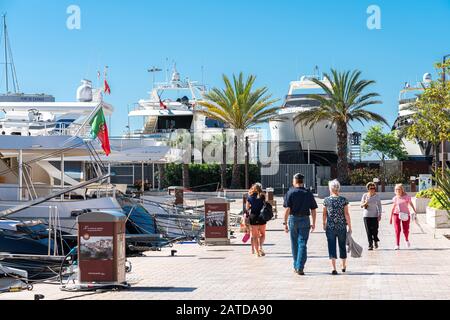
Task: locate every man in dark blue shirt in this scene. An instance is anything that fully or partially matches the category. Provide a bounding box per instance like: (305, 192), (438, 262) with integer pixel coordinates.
(283, 173), (318, 275)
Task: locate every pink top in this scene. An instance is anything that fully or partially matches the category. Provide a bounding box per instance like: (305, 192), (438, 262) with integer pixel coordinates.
(392, 195), (412, 215)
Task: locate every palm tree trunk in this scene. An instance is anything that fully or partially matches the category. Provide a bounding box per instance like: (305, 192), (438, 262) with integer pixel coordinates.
(182, 164), (190, 189)
(381, 155), (386, 192)
(221, 131), (227, 191)
(245, 136), (249, 190)
(158, 164), (166, 190)
(231, 135), (240, 189)
(336, 122), (350, 184)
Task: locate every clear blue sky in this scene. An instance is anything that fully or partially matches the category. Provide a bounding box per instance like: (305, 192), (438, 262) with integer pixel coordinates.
(2, 0), (450, 137)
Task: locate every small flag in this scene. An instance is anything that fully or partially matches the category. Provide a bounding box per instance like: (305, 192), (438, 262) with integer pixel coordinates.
(104, 79), (111, 95)
(97, 71), (101, 80)
(90, 108), (111, 156)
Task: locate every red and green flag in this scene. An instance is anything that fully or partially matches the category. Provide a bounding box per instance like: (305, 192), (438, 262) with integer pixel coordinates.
(90, 108), (111, 156)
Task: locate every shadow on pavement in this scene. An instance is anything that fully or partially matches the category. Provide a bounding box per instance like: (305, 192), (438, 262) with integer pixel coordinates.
(126, 286), (197, 293)
(299, 271), (438, 276)
(142, 255), (198, 258)
(375, 248), (450, 252)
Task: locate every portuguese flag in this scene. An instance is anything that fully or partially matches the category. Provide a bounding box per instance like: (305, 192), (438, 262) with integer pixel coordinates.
(90, 108), (111, 156)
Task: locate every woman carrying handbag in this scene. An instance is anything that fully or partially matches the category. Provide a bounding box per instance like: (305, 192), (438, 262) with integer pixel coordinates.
(246, 183), (267, 257)
(390, 184), (417, 250)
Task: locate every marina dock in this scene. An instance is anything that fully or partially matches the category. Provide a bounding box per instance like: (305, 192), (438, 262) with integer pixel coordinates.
(2, 196), (450, 300)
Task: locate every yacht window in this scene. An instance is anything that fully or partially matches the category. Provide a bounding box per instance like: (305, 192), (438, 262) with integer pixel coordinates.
(157, 116), (193, 131)
(205, 118), (225, 128)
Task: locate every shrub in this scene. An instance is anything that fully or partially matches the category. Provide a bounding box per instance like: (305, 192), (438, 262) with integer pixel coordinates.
(429, 190), (446, 210)
(164, 164), (260, 191)
(416, 188), (440, 199)
(386, 171), (409, 185)
(349, 168), (380, 185)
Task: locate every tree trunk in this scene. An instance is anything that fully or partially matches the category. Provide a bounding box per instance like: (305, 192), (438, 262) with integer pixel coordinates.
(182, 164), (190, 189)
(381, 155), (386, 192)
(442, 139), (446, 179)
(336, 122), (350, 184)
(231, 135), (240, 189)
(221, 132), (227, 191)
(434, 144), (439, 174)
(245, 136), (249, 190)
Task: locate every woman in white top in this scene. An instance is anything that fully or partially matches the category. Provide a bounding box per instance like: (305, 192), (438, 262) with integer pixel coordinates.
(361, 182), (382, 250)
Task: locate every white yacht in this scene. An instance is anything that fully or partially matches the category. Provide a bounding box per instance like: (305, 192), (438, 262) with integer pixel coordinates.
(128, 65), (261, 163)
(391, 73), (449, 161)
(269, 75), (337, 166)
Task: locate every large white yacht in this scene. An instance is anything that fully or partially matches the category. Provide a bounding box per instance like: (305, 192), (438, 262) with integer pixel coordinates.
(269, 74), (337, 166)
(128, 65), (261, 163)
(392, 73), (450, 161)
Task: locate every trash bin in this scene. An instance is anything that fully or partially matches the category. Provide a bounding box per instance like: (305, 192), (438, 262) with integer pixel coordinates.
(77, 211), (126, 285)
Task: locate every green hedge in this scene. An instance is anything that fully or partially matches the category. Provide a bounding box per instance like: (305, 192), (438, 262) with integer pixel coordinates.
(164, 164), (261, 191)
(349, 168), (380, 185)
(349, 167), (413, 186)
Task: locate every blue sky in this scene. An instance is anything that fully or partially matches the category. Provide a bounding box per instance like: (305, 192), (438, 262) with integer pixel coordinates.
(1, 0), (450, 137)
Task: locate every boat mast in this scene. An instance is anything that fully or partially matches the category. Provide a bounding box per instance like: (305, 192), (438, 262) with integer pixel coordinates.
(1, 14), (19, 94)
(3, 14), (8, 93)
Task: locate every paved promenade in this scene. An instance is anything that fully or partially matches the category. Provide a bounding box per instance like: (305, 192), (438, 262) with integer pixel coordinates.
(1, 198), (450, 300)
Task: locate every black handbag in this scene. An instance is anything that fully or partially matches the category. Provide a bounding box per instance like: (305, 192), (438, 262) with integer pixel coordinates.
(259, 202), (274, 222)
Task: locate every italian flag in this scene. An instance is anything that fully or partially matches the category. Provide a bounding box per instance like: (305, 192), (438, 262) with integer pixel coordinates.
(90, 108), (111, 156)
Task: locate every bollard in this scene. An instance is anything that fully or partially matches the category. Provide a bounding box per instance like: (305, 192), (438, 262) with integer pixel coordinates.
(410, 176), (417, 193)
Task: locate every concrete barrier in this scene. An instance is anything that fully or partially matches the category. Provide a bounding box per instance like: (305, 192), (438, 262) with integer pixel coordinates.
(317, 185), (414, 201)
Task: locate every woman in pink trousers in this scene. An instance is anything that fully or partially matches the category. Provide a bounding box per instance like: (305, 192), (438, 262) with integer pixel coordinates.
(390, 184), (417, 250)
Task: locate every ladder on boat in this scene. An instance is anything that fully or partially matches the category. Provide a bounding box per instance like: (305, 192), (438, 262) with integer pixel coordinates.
(0, 174), (110, 219)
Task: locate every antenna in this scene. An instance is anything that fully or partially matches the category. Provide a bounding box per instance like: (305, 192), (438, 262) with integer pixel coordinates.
(314, 65), (320, 78)
(165, 57), (169, 83)
(201, 65), (204, 85)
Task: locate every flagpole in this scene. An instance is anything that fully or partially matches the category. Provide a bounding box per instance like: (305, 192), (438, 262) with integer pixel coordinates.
(62, 102), (102, 146)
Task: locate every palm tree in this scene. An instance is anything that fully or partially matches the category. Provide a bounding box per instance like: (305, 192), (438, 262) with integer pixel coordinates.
(198, 73), (279, 189)
(295, 69), (387, 184)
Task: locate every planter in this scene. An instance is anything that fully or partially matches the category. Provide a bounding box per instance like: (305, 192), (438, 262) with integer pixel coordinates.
(426, 206), (450, 229)
(413, 197), (431, 214)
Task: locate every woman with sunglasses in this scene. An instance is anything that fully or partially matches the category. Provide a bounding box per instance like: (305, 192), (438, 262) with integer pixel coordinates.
(361, 182), (382, 250)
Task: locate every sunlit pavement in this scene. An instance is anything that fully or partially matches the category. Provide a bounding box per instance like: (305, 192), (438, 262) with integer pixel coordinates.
(1, 197), (450, 300)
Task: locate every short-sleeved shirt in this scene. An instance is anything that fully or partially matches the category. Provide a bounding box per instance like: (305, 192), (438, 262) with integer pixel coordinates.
(247, 193), (266, 225)
(392, 195), (412, 215)
(283, 187), (318, 217)
(324, 196), (349, 231)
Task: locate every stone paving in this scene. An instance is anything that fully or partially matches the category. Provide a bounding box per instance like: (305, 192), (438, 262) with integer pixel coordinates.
(1, 197), (450, 300)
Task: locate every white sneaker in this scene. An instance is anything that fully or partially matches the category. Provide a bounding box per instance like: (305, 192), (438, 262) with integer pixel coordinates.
(394, 245), (400, 250)
(406, 241), (411, 248)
